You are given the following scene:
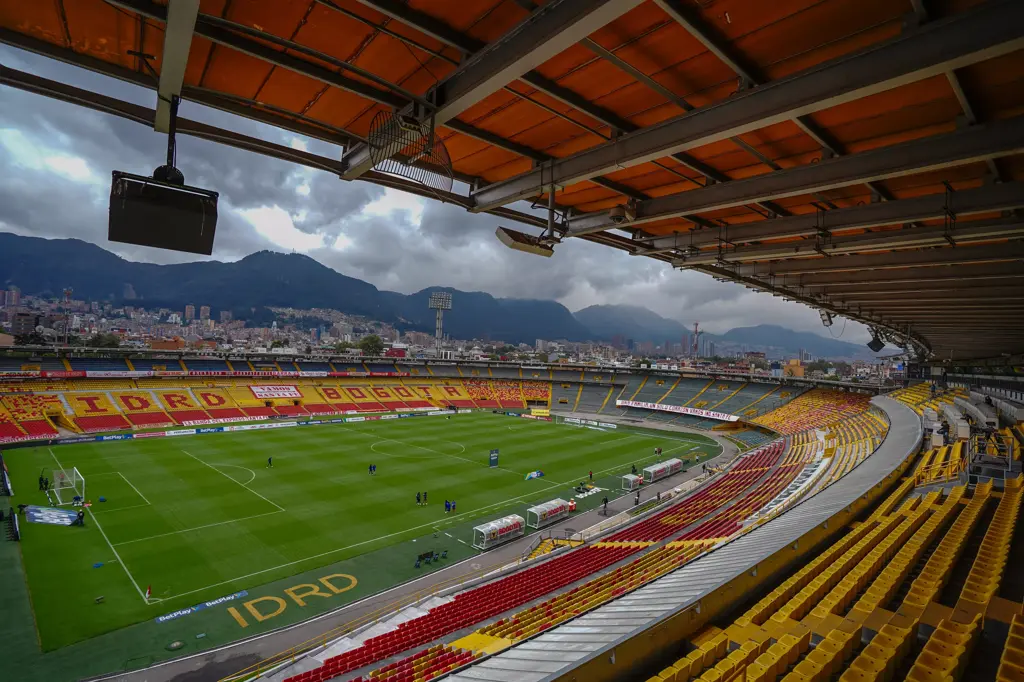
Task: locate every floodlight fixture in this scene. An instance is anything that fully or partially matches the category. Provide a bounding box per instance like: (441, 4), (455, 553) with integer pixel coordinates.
(428, 291), (453, 357)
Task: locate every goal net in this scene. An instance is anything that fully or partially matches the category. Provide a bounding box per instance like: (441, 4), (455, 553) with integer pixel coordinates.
(49, 467), (85, 506)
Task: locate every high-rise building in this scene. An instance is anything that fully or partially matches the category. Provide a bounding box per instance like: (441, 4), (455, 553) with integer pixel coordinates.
(184, 304), (195, 321)
(220, 310), (232, 323)
(0, 290), (6, 307)
(199, 305), (210, 321)
(7, 288), (20, 307)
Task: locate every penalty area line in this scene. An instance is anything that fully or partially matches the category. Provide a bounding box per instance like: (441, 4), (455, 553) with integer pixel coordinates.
(48, 448), (151, 605)
(113, 510), (286, 547)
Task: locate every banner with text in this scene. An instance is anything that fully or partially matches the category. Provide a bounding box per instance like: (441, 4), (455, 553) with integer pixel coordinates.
(615, 399), (739, 422)
(250, 385), (303, 399)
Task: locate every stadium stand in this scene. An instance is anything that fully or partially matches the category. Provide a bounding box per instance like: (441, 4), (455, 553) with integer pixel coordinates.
(550, 380), (578, 409)
(389, 384), (431, 408)
(191, 388), (246, 420)
(153, 389), (212, 424)
(1, 395), (62, 436)
(463, 379), (500, 408)
(0, 403), (27, 440)
(658, 378), (715, 408)
(552, 369), (583, 383)
(68, 357), (131, 371)
(490, 366), (521, 379)
(520, 380), (550, 405)
(109, 390), (175, 427)
(338, 385), (388, 412)
(491, 380), (525, 408)
(315, 386), (359, 413)
(183, 359), (231, 372)
(365, 363), (398, 373)
(65, 392), (131, 432)
(129, 358), (186, 372)
(752, 388), (872, 434)
(575, 383), (611, 413)
(295, 361), (333, 372)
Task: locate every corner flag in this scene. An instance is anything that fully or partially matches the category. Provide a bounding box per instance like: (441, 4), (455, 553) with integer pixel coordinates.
(145, 585), (151, 600)
(525, 470), (545, 481)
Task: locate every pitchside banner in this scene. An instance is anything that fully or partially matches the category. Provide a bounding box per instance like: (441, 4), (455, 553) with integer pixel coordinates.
(616, 399), (739, 422)
(250, 385), (303, 399)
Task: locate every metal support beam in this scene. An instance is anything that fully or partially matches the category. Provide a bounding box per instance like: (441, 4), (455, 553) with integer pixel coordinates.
(784, 263), (1024, 288)
(640, 182), (1024, 251)
(471, 0), (1024, 210)
(342, 0), (642, 178)
(672, 216), (1024, 266)
(828, 286), (1024, 299)
(569, 116), (1024, 235)
(154, 0), (198, 132)
(726, 242), (1024, 278)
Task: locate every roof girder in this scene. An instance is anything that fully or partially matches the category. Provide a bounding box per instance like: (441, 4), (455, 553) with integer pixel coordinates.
(470, 0), (1024, 211)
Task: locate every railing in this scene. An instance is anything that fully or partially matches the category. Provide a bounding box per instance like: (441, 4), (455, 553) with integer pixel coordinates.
(914, 450), (966, 486)
(217, 552), (526, 682)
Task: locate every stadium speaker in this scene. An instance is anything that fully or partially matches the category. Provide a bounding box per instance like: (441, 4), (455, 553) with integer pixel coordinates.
(867, 336), (885, 353)
(496, 227), (554, 257)
(109, 171), (219, 255)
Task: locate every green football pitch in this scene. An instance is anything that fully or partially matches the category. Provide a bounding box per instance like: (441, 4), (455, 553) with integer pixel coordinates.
(5, 412), (719, 653)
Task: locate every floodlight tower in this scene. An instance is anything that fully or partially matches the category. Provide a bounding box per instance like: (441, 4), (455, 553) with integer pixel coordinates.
(62, 287), (73, 347)
(428, 291), (452, 358)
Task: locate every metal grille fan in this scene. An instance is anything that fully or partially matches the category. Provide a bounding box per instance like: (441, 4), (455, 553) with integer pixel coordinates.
(368, 110), (454, 196)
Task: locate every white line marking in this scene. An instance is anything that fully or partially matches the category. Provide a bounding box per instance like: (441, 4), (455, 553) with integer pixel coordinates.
(352, 428), (526, 478)
(113, 510), (286, 547)
(116, 471), (151, 505)
(48, 448), (150, 605)
(93, 503), (152, 514)
(181, 450), (284, 511)
(209, 463), (257, 485)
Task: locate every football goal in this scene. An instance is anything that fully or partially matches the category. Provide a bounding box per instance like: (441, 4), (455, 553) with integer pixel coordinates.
(47, 467), (86, 506)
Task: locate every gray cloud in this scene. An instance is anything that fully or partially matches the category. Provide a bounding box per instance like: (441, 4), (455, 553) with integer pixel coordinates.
(0, 44), (872, 343)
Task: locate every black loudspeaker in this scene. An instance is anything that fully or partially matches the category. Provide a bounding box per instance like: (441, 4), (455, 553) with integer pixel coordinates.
(109, 171), (219, 255)
(867, 337), (885, 353)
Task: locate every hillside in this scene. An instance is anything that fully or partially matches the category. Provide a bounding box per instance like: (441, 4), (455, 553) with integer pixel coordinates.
(0, 234), (590, 344)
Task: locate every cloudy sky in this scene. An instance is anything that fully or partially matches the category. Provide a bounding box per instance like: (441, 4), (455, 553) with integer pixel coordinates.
(0, 44), (871, 342)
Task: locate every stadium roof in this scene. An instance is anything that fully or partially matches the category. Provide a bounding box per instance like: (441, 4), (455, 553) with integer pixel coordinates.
(2, 0), (1023, 361)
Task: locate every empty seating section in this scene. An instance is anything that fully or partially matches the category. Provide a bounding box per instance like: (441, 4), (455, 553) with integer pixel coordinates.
(68, 357), (130, 371)
(551, 369), (582, 382)
(823, 410), (888, 485)
(730, 429), (772, 450)
(225, 387), (276, 417)
(296, 361), (332, 372)
(521, 380), (550, 403)
(314, 386), (359, 412)
(154, 389), (212, 424)
(478, 543), (709, 642)
(191, 388), (246, 420)
(365, 363), (397, 373)
(334, 385), (386, 412)
(0, 403), (26, 439)
(609, 441), (784, 543)
(129, 358), (185, 372)
(753, 389), (872, 434)
(65, 392), (131, 432)
(712, 382), (778, 415)
(1, 395), (62, 435)
(287, 545), (636, 682)
(551, 380), (578, 409)
(647, 476), (1021, 682)
(390, 384), (431, 408)
(182, 359), (231, 372)
(490, 380), (524, 408)
(656, 379), (711, 407)
(490, 366), (520, 379)
(575, 384), (610, 413)
(697, 381), (747, 410)
(109, 391), (174, 427)
(463, 379), (499, 407)
(427, 382), (474, 408)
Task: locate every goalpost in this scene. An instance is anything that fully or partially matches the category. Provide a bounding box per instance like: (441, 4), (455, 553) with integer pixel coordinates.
(48, 467), (86, 506)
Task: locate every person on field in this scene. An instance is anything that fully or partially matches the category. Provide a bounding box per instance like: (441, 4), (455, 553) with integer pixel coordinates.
(267, 456), (273, 468)
(445, 500), (451, 513)
(416, 492), (421, 506)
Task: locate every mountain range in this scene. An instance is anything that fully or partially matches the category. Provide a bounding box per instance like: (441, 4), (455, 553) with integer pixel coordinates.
(0, 234), (877, 358)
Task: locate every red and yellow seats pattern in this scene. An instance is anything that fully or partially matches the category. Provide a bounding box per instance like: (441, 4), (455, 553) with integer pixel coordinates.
(462, 379), (499, 407)
(109, 391), (175, 427)
(65, 392), (131, 432)
(752, 388), (871, 435)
